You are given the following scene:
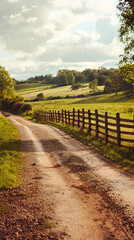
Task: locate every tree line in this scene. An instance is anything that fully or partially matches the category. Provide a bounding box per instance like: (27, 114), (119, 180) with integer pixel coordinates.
(16, 67), (131, 95)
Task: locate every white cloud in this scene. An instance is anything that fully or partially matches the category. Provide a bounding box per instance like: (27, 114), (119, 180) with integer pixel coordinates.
(7, 0), (21, 2)
(0, 0), (122, 80)
(26, 16), (38, 24)
(9, 13), (24, 25)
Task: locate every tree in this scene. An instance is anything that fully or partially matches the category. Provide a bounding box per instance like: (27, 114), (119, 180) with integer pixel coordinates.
(74, 72), (86, 83)
(0, 65), (15, 101)
(97, 67), (109, 85)
(117, 0), (134, 63)
(89, 79), (98, 93)
(67, 72), (75, 85)
(119, 64), (134, 95)
(56, 70), (75, 86)
(71, 83), (81, 90)
(36, 92), (45, 101)
(117, 0), (134, 95)
(44, 74), (53, 84)
(104, 79), (113, 94)
(110, 73), (119, 95)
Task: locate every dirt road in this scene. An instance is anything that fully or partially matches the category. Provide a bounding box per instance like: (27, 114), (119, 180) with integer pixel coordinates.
(1, 113), (134, 239)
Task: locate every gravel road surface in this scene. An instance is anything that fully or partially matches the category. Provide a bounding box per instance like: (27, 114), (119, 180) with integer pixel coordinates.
(1, 113), (134, 240)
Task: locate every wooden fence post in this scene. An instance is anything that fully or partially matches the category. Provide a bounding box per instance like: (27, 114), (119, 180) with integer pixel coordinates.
(68, 111), (70, 126)
(116, 112), (121, 147)
(82, 108), (85, 130)
(55, 110), (57, 122)
(95, 109), (99, 138)
(53, 110), (55, 122)
(49, 110), (51, 121)
(52, 110), (54, 121)
(50, 111), (52, 121)
(58, 111), (60, 122)
(133, 115), (134, 133)
(45, 112), (47, 122)
(105, 112), (108, 143)
(73, 108), (75, 127)
(78, 109), (80, 128)
(62, 109), (64, 124)
(47, 111), (48, 121)
(47, 111), (49, 121)
(88, 110), (91, 134)
(65, 110), (67, 124)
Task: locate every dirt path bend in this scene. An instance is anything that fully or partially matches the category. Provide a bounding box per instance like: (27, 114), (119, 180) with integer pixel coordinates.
(3, 113), (134, 239)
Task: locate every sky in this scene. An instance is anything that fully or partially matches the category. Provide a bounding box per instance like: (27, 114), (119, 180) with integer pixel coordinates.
(0, 0), (123, 80)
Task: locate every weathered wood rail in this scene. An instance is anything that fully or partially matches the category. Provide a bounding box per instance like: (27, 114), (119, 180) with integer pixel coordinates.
(34, 109), (134, 148)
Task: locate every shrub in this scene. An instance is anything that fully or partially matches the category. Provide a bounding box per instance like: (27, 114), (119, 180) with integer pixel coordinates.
(71, 83), (82, 90)
(36, 92), (45, 101)
(1, 98), (32, 114)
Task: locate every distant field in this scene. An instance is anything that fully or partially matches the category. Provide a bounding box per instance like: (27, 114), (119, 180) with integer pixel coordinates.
(29, 92), (134, 119)
(16, 83), (104, 100)
(15, 83), (55, 95)
(16, 82), (134, 119)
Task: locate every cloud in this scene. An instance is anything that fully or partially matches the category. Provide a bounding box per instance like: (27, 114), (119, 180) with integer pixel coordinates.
(7, 0), (21, 3)
(0, 0), (122, 80)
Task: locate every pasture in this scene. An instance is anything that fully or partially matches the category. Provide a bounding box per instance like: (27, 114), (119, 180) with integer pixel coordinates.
(29, 92), (134, 120)
(16, 83), (104, 100)
(15, 83), (55, 95)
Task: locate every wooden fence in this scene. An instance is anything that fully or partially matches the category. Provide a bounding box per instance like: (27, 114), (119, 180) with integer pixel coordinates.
(34, 109), (134, 148)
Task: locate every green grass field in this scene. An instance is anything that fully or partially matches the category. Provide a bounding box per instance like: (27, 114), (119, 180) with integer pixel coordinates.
(0, 114), (24, 190)
(29, 92), (134, 119)
(16, 83), (104, 100)
(15, 83), (55, 95)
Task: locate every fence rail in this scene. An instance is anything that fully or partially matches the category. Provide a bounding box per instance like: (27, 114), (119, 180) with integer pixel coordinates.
(34, 109), (134, 148)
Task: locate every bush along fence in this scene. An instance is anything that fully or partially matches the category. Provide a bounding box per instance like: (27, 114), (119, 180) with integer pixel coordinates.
(34, 109), (134, 148)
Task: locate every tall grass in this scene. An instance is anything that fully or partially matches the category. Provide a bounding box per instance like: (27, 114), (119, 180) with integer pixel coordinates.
(0, 114), (24, 190)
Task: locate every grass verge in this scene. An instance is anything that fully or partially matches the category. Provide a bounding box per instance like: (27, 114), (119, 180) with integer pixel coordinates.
(27, 115), (134, 173)
(0, 114), (24, 190)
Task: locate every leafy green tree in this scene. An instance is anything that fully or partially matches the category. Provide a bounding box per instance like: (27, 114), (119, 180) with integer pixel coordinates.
(0, 65), (15, 101)
(117, 1), (134, 95)
(89, 79), (98, 93)
(36, 92), (45, 101)
(56, 70), (75, 86)
(110, 73), (120, 95)
(104, 79), (112, 94)
(44, 74), (53, 84)
(74, 72), (86, 83)
(117, 0), (134, 63)
(67, 72), (75, 85)
(97, 67), (109, 85)
(71, 83), (81, 90)
(119, 64), (134, 95)
(57, 73), (68, 86)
